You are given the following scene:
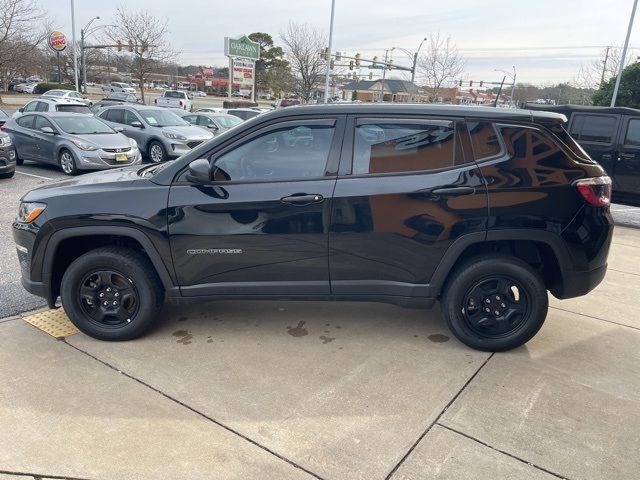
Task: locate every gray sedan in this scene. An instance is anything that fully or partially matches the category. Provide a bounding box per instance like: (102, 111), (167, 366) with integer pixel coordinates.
(97, 105), (213, 162)
(3, 112), (141, 175)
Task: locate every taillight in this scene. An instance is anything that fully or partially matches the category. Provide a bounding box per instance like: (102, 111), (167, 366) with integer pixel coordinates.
(179, 100), (183, 107)
(574, 176), (612, 207)
(154, 98), (157, 104)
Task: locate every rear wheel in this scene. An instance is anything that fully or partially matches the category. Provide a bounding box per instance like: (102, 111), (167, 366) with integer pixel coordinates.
(59, 149), (78, 175)
(0, 170), (14, 178)
(14, 149), (24, 166)
(148, 141), (167, 163)
(442, 255), (548, 352)
(61, 247), (164, 341)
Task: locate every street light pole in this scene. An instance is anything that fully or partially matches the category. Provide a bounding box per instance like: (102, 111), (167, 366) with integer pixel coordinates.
(411, 37), (427, 84)
(323, 0), (336, 104)
(70, 0), (79, 92)
(510, 66), (517, 107)
(81, 16), (100, 94)
(380, 48), (390, 102)
(611, 0), (639, 107)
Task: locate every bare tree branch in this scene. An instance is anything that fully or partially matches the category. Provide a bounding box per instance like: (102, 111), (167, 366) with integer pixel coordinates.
(280, 22), (326, 103)
(417, 32), (465, 100)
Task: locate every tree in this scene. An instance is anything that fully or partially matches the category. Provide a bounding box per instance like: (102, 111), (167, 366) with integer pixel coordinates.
(248, 32), (291, 95)
(280, 22), (326, 102)
(575, 46), (635, 91)
(106, 8), (176, 102)
(417, 32), (465, 100)
(0, 0), (48, 90)
(593, 62), (640, 108)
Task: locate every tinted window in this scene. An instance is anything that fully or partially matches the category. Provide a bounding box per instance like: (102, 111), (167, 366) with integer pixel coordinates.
(56, 105), (91, 114)
(103, 109), (125, 124)
(16, 115), (35, 129)
(214, 123), (335, 181)
(34, 116), (54, 131)
(624, 118), (640, 146)
(124, 110), (139, 126)
(571, 114), (617, 144)
(353, 121), (455, 174)
(468, 122), (502, 160)
(499, 125), (564, 165)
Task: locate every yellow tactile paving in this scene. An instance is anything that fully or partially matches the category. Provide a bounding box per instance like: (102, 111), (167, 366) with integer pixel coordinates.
(22, 308), (78, 338)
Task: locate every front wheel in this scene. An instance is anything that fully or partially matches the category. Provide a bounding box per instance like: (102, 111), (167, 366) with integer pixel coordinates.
(61, 247), (164, 341)
(148, 140), (167, 163)
(441, 255), (548, 352)
(59, 149), (78, 175)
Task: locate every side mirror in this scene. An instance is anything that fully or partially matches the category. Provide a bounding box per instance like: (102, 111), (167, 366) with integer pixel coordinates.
(18, 108), (23, 113)
(185, 158), (212, 184)
(114, 127), (124, 133)
(207, 124), (219, 131)
(40, 126), (56, 134)
(130, 121), (143, 128)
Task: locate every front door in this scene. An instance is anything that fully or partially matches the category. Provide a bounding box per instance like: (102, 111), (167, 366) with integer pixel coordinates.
(168, 116), (345, 296)
(614, 115), (640, 202)
(329, 116), (487, 297)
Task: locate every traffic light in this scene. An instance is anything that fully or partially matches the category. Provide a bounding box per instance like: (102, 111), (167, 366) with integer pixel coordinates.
(387, 58), (393, 70)
(116, 40), (122, 52)
(320, 47), (329, 60)
(355, 53), (361, 66)
(479, 81), (483, 87)
(369, 72), (373, 80)
(349, 60), (354, 70)
(352, 72), (357, 80)
(330, 59), (335, 70)
(459, 80), (463, 87)
(469, 80), (473, 87)
(128, 40), (134, 52)
(372, 56), (378, 68)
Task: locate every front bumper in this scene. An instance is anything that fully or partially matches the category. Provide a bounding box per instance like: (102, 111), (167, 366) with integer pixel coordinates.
(0, 146), (16, 172)
(75, 147), (142, 171)
(164, 138), (209, 158)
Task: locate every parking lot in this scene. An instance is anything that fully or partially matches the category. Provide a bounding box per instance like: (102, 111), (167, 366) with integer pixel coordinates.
(1, 164), (640, 480)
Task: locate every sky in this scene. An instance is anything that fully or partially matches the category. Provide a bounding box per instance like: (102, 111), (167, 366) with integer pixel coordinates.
(39, 0), (640, 86)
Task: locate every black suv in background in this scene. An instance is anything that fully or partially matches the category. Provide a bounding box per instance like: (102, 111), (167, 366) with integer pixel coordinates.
(526, 103), (640, 205)
(13, 104), (613, 351)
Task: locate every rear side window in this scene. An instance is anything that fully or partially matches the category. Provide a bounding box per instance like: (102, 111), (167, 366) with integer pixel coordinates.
(624, 118), (640, 146)
(467, 121), (502, 160)
(499, 125), (564, 164)
(353, 121), (456, 175)
(570, 114), (617, 144)
(102, 109), (125, 124)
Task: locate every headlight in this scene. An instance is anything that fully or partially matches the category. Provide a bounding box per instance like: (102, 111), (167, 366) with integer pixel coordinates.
(0, 135), (12, 146)
(17, 202), (46, 223)
(128, 138), (139, 149)
(70, 138), (98, 151)
(163, 131), (187, 141)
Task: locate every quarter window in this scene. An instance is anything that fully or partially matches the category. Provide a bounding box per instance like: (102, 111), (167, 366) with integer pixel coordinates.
(624, 118), (640, 146)
(570, 114), (617, 144)
(468, 121), (502, 160)
(213, 123), (335, 181)
(353, 121), (455, 174)
(16, 115), (34, 129)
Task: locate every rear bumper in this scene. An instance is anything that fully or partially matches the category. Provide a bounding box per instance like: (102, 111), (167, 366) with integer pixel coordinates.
(552, 263), (608, 299)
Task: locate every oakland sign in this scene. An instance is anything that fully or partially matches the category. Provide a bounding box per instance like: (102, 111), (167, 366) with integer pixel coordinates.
(224, 35), (260, 60)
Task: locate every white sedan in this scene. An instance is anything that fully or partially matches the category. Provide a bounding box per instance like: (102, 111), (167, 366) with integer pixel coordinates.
(41, 89), (92, 106)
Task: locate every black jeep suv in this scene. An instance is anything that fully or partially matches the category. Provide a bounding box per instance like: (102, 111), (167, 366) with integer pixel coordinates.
(13, 104), (613, 351)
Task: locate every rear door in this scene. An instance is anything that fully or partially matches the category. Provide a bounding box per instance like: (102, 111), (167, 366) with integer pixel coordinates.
(31, 115), (57, 164)
(615, 115), (640, 201)
(568, 113), (621, 177)
(329, 116), (487, 297)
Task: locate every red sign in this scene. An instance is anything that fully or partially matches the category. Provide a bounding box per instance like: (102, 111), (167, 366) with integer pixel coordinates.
(48, 31), (67, 52)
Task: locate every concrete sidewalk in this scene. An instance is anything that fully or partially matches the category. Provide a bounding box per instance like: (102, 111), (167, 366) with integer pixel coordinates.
(1, 228), (639, 480)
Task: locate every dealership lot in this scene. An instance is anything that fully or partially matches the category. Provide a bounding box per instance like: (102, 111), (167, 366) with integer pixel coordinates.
(1, 164), (639, 480)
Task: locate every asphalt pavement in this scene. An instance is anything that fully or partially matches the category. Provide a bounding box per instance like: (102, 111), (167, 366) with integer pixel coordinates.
(1, 161), (639, 319)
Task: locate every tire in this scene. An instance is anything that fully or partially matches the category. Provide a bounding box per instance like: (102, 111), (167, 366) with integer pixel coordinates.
(147, 140), (167, 163)
(59, 149), (78, 175)
(15, 149), (24, 166)
(441, 255), (548, 352)
(0, 170), (15, 178)
(61, 247), (164, 341)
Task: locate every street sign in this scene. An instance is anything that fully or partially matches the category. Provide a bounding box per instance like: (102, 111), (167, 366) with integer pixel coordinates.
(368, 65), (385, 70)
(48, 31), (67, 52)
(224, 35), (260, 60)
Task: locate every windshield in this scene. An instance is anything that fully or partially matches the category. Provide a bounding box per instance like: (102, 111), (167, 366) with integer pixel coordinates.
(54, 116), (114, 134)
(56, 105), (92, 114)
(140, 109), (189, 127)
(44, 90), (65, 97)
(213, 115), (242, 128)
(0, 110), (7, 119)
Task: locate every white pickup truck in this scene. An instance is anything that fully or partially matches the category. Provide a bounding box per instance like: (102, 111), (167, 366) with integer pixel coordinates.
(154, 90), (193, 111)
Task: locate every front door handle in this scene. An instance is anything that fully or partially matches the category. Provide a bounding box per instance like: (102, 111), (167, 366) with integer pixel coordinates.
(280, 194), (324, 206)
(618, 153), (635, 161)
(430, 186), (476, 196)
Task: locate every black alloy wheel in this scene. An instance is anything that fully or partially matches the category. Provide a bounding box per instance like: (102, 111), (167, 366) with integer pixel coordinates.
(78, 270), (139, 328)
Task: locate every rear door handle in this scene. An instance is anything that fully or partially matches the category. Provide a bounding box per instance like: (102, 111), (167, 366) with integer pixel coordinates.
(430, 186), (476, 196)
(618, 153), (635, 160)
(280, 194), (324, 206)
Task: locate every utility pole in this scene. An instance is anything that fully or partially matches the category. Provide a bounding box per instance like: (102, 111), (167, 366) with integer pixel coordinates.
(323, 0), (336, 103)
(510, 66), (516, 107)
(600, 46), (611, 87)
(611, 0), (638, 107)
(70, 0), (79, 92)
(380, 48), (390, 102)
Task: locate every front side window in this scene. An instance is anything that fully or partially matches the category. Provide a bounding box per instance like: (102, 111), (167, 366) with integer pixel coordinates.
(624, 118), (640, 147)
(353, 121), (455, 175)
(570, 114), (617, 144)
(213, 123), (335, 181)
(23, 101), (39, 112)
(34, 116), (54, 131)
(124, 110), (140, 126)
(102, 109), (125, 124)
